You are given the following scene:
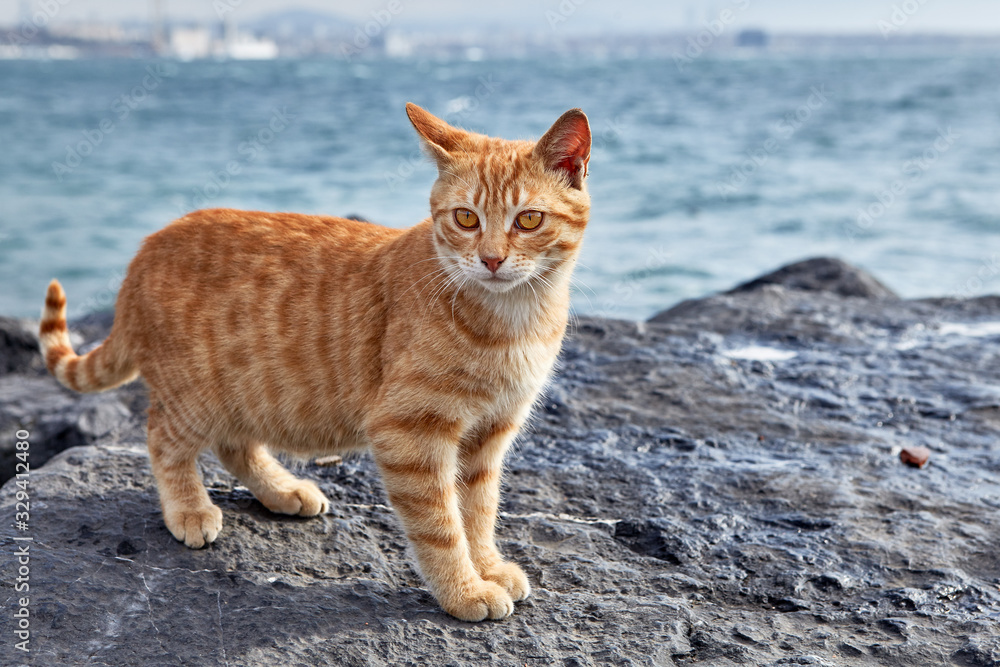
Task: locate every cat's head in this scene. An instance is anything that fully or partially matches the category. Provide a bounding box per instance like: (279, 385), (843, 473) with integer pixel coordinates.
(407, 103), (591, 295)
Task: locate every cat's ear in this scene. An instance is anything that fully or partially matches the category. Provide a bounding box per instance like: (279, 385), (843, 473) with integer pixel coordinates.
(533, 109), (591, 189)
(406, 103), (465, 166)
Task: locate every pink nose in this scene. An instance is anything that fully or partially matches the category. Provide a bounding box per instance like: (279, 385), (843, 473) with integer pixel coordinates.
(481, 256), (505, 273)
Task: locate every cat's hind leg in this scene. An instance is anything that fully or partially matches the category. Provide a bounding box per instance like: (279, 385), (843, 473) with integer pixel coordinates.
(215, 440), (329, 517)
(146, 399), (223, 549)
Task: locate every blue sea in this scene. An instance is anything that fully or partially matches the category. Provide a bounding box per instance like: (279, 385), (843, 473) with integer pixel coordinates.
(2, 55), (999, 321)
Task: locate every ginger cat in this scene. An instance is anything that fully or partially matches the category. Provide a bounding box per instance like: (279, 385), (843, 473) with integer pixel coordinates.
(38, 103), (591, 621)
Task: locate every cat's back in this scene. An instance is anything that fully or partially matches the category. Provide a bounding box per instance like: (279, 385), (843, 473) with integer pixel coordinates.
(116, 208), (397, 339)
(112, 209), (410, 444)
(141, 208), (398, 264)
(124, 208), (400, 299)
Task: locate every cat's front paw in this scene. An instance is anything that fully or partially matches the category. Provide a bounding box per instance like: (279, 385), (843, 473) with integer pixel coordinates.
(481, 561), (531, 602)
(163, 503), (223, 549)
(440, 579), (515, 622)
(257, 479), (330, 516)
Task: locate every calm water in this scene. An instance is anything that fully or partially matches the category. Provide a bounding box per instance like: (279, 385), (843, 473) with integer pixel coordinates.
(2, 55), (999, 320)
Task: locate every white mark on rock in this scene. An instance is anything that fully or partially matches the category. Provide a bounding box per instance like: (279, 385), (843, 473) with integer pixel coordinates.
(723, 346), (797, 362)
(938, 322), (1000, 338)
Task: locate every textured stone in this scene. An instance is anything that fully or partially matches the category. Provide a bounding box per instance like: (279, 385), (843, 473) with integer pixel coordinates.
(726, 257), (898, 300)
(2, 258), (999, 665)
(0, 316), (44, 375)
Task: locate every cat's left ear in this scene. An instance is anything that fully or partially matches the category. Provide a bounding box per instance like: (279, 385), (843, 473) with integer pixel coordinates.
(533, 109), (591, 189)
(406, 102), (465, 167)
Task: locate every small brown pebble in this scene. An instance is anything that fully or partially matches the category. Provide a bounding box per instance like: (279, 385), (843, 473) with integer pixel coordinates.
(314, 455), (343, 467)
(900, 446), (930, 468)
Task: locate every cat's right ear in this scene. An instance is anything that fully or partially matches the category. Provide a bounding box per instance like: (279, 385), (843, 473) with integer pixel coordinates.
(406, 103), (464, 167)
(533, 108), (591, 190)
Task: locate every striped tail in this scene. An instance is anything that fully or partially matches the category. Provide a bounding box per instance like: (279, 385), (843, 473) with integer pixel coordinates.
(39, 280), (139, 393)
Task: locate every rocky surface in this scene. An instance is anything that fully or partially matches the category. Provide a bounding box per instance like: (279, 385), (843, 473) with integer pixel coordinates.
(2, 258), (999, 666)
(0, 313), (146, 486)
(726, 257), (898, 300)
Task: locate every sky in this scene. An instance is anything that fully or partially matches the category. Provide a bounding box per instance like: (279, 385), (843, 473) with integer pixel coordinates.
(3, 0), (999, 35)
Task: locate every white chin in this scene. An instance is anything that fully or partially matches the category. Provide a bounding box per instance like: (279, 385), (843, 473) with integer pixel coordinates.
(477, 277), (521, 293)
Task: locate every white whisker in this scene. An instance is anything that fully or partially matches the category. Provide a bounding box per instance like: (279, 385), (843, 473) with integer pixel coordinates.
(450, 275), (470, 326)
(391, 263), (455, 310)
(438, 167), (475, 192)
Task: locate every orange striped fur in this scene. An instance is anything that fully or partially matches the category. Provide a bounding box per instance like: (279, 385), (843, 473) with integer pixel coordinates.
(38, 104), (591, 621)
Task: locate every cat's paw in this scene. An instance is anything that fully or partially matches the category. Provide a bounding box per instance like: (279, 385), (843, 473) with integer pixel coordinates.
(164, 503), (223, 549)
(440, 579), (515, 622)
(258, 479), (330, 516)
(481, 561), (531, 602)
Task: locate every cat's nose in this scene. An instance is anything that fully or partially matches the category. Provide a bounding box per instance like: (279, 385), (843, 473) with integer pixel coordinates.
(481, 256), (505, 273)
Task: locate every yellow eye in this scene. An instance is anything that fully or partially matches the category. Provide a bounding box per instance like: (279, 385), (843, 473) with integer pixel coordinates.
(454, 209), (480, 229)
(515, 210), (544, 230)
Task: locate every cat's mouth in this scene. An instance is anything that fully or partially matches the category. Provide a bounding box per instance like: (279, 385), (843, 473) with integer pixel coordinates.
(476, 272), (523, 293)
(452, 261), (532, 294)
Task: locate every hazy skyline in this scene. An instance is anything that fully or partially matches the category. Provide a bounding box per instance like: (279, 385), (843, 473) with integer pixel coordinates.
(3, 0), (999, 35)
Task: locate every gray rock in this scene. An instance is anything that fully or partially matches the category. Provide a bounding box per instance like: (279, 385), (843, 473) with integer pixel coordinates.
(0, 312), (147, 484)
(0, 317), (44, 375)
(2, 258), (1000, 665)
(726, 257), (898, 300)
(0, 376), (141, 484)
(68, 309), (117, 348)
